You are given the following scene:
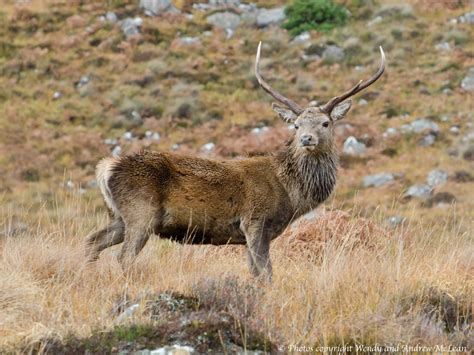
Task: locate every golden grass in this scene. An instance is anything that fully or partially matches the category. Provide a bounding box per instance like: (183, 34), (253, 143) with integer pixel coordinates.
(1, 191), (472, 352)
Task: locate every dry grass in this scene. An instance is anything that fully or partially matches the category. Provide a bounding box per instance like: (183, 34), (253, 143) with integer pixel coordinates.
(0, 191), (472, 352)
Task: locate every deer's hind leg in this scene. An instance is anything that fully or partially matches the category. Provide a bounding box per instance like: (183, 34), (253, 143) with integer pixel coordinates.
(85, 217), (125, 262)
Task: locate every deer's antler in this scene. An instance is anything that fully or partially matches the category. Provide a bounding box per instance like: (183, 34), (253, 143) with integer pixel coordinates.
(255, 42), (304, 115)
(321, 46), (386, 115)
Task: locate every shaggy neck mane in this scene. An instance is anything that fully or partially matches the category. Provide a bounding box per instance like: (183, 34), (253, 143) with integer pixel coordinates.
(276, 138), (338, 209)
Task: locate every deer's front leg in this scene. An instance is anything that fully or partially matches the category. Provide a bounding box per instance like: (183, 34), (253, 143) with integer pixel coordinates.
(241, 219), (272, 282)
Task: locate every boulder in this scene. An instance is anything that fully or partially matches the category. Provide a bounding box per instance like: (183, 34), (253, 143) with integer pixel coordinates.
(404, 184), (432, 200)
(206, 11), (241, 30)
(342, 136), (366, 156)
(426, 169), (448, 187)
(256, 7), (285, 28)
(139, 0), (179, 16)
(461, 68), (474, 92)
(363, 173), (395, 188)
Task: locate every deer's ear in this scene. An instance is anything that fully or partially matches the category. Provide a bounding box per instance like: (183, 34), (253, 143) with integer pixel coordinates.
(272, 103), (297, 123)
(330, 100), (352, 121)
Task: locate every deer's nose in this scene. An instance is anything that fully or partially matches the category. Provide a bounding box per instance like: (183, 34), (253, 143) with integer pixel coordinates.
(300, 134), (315, 146)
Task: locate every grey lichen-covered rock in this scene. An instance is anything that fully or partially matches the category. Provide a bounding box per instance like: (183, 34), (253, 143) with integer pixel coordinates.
(417, 134), (436, 147)
(386, 215), (406, 228)
(363, 173), (395, 188)
(427, 169), (448, 187)
(139, 0), (179, 16)
(376, 4), (414, 18)
(401, 118), (440, 135)
(206, 11), (241, 30)
(460, 68), (474, 92)
(256, 7), (285, 27)
(342, 136), (366, 156)
(404, 184), (433, 200)
(121, 17), (143, 38)
(322, 45), (345, 63)
(454, 11), (474, 25)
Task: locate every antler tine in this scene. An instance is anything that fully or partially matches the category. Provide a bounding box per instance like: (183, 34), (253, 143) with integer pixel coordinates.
(255, 41), (304, 115)
(321, 46), (386, 115)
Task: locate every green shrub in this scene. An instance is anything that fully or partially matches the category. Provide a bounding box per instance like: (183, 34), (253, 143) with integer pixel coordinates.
(283, 0), (348, 36)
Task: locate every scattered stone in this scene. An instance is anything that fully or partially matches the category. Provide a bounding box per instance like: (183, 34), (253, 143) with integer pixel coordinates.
(435, 42), (451, 51)
(53, 91), (61, 100)
(144, 345), (194, 355)
(117, 303), (140, 322)
(343, 136), (366, 156)
(105, 11), (117, 23)
(402, 118), (440, 135)
(112, 145), (122, 156)
(452, 170), (474, 183)
(368, 16), (382, 26)
(86, 179), (98, 189)
(440, 115), (451, 122)
(322, 45), (345, 63)
(404, 184), (433, 200)
(121, 17), (143, 38)
(376, 4), (414, 18)
(171, 143), (179, 151)
(76, 75), (90, 88)
(358, 98), (368, 106)
(292, 31), (310, 44)
(363, 173), (395, 188)
(382, 127), (399, 139)
(417, 134), (436, 147)
(449, 125), (460, 135)
(201, 142), (215, 153)
(386, 215), (406, 228)
(123, 131), (133, 140)
(256, 7), (285, 27)
(251, 126), (269, 135)
(462, 146), (474, 161)
(423, 192), (457, 208)
(104, 138), (118, 146)
(454, 11), (474, 25)
(206, 11), (241, 30)
(139, 0), (179, 16)
(65, 180), (74, 189)
(145, 131), (161, 141)
(462, 130), (474, 143)
(178, 36), (201, 46)
(460, 68), (474, 92)
(427, 169), (448, 187)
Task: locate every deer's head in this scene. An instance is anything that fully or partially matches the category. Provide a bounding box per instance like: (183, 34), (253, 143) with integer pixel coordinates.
(255, 42), (385, 152)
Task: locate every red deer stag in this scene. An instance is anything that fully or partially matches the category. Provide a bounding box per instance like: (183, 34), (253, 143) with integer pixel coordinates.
(86, 42), (385, 280)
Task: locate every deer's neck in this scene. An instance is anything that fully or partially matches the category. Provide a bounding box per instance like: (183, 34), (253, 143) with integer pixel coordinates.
(276, 139), (338, 214)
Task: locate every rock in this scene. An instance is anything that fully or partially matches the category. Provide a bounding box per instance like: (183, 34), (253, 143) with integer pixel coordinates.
(358, 98), (368, 106)
(386, 215), (406, 228)
(363, 173), (395, 188)
(460, 68), (474, 92)
(145, 131), (161, 141)
(177, 36), (201, 46)
(117, 303), (139, 321)
(148, 345), (194, 355)
(417, 134), (436, 147)
(462, 130), (474, 143)
(449, 125), (460, 135)
(256, 7), (285, 27)
(343, 136), (366, 156)
(123, 131), (133, 140)
(139, 0), (179, 16)
(435, 42), (451, 51)
(121, 17), (143, 38)
(452, 170), (474, 183)
(292, 31), (310, 44)
(201, 142), (215, 153)
(251, 126), (269, 135)
(368, 16), (382, 26)
(322, 45), (345, 63)
(376, 4), (414, 18)
(423, 192), (456, 208)
(206, 11), (241, 30)
(382, 127), (399, 139)
(404, 184), (433, 200)
(427, 169), (448, 187)
(112, 145), (122, 156)
(463, 146), (474, 161)
(404, 118), (440, 134)
(106, 11), (118, 23)
(53, 91), (61, 100)
(104, 138), (118, 145)
(455, 11), (474, 25)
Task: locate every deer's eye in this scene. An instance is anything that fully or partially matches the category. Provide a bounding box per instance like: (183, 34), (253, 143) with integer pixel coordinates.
(322, 122), (329, 128)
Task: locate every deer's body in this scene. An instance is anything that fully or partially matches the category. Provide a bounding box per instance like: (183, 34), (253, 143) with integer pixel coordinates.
(86, 43), (385, 280)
